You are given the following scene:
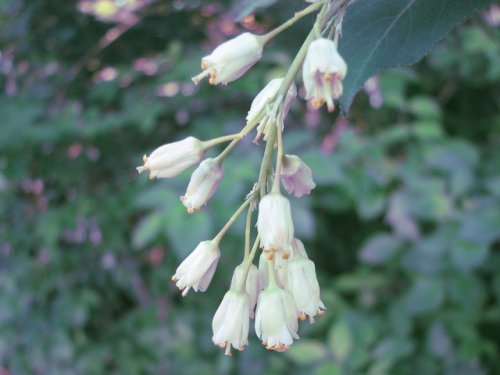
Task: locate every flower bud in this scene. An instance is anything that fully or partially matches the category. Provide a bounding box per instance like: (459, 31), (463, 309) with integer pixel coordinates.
(192, 33), (264, 85)
(230, 263), (260, 318)
(255, 285), (299, 351)
(303, 38), (347, 112)
(172, 240), (220, 296)
(181, 158), (224, 213)
(257, 193), (294, 253)
(286, 241), (325, 323)
(246, 78), (297, 142)
(280, 154), (316, 198)
(137, 136), (204, 179)
(212, 290), (250, 355)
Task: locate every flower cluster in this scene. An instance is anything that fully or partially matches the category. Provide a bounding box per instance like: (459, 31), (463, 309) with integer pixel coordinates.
(137, 0), (347, 356)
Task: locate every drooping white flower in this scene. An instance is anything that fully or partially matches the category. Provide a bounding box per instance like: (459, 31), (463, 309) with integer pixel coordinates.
(137, 136), (204, 179)
(212, 290), (250, 355)
(246, 78), (297, 142)
(286, 241), (325, 322)
(255, 285), (299, 351)
(258, 251), (289, 290)
(258, 252), (270, 290)
(292, 238), (309, 259)
(280, 154), (316, 198)
(274, 253), (290, 289)
(172, 240), (220, 296)
(181, 158), (224, 213)
(230, 262), (260, 318)
(257, 193), (294, 253)
(192, 33), (264, 85)
(303, 38), (347, 112)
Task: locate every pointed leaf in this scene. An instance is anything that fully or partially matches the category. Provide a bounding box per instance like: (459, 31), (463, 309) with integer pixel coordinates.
(339, 0), (492, 113)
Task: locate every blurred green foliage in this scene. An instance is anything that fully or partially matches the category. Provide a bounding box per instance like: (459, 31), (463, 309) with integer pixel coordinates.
(1, 1), (499, 374)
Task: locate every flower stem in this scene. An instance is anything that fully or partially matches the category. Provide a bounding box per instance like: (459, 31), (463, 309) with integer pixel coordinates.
(261, 0), (327, 44)
(271, 110), (284, 193)
(237, 236), (260, 292)
(214, 116), (262, 163)
(257, 129), (276, 197)
(257, 3), (329, 198)
(213, 197), (252, 243)
(203, 133), (240, 149)
(244, 206), (253, 260)
(266, 255), (278, 287)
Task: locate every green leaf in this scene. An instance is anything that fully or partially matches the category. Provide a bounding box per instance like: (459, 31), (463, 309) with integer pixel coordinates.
(339, 0), (492, 113)
(426, 323), (452, 358)
(450, 240), (489, 272)
(132, 212), (165, 249)
(287, 340), (327, 365)
(405, 277), (445, 314)
(329, 320), (353, 363)
(359, 234), (401, 265)
(314, 363), (342, 375)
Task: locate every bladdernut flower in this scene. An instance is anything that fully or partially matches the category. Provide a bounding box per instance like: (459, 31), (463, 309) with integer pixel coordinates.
(303, 37), (347, 112)
(292, 237), (309, 259)
(181, 158), (224, 213)
(280, 154), (316, 198)
(212, 290), (250, 355)
(172, 240), (220, 296)
(274, 253), (290, 289)
(287, 239), (325, 322)
(255, 285), (299, 351)
(230, 263), (260, 319)
(192, 33), (264, 85)
(258, 251), (290, 290)
(257, 193), (294, 254)
(258, 252), (271, 290)
(246, 78), (297, 142)
(137, 136), (204, 179)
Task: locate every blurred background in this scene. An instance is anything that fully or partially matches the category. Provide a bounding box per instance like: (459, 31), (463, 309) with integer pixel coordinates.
(1, 1), (500, 374)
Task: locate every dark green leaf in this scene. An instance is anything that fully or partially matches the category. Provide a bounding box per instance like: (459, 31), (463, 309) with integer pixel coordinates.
(339, 0), (492, 113)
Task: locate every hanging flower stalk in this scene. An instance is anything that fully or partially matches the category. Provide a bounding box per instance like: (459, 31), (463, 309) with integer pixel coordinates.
(138, 0), (351, 355)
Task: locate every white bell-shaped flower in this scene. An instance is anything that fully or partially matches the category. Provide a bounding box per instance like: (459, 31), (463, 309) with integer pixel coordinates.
(212, 290), (250, 355)
(286, 240), (325, 323)
(137, 136), (204, 179)
(230, 262), (260, 319)
(280, 154), (316, 198)
(257, 193), (294, 253)
(303, 38), (347, 112)
(258, 252), (270, 290)
(255, 284), (299, 351)
(246, 78), (297, 142)
(258, 251), (289, 290)
(181, 158), (224, 213)
(172, 240), (220, 296)
(192, 33), (264, 85)
(292, 238), (309, 259)
(274, 253), (290, 289)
